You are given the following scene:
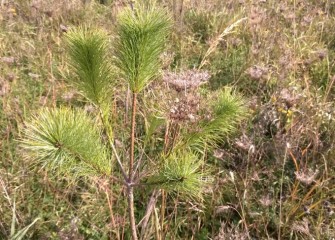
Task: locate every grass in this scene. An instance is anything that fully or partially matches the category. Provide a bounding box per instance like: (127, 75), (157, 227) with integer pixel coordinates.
(1, 0), (335, 239)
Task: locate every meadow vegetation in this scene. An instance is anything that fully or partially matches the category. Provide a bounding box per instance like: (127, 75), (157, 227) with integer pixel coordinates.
(0, 0), (334, 239)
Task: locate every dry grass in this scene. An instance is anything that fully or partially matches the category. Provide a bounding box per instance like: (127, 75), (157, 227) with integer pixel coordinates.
(0, 0), (334, 239)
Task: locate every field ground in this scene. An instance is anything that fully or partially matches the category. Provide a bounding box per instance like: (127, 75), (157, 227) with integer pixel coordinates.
(0, 0), (334, 239)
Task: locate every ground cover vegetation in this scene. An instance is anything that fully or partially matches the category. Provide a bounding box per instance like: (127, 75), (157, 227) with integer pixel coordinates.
(0, 0), (334, 239)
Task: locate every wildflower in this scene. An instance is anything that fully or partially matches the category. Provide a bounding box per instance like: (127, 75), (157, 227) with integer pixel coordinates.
(259, 195), (272, 207)
(292, 218), (310, 236)
(316, 49), (327, 60)
(162, 69), (210, 92)
(163, 70), (210, 122)
(295, 169), (319, 185)
(246, 65), (267, 80)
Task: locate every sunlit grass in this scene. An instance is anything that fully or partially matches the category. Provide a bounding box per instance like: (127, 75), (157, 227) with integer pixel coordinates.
(0, 0), (334, 239)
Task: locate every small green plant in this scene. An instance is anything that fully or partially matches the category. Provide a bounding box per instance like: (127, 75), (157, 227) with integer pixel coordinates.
(20, 2), (247, 239)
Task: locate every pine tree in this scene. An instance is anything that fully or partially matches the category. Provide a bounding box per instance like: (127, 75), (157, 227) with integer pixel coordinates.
(20, 2), (247, 239)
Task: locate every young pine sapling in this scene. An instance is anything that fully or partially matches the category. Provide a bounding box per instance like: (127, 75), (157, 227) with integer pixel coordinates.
(21, 2), (247, 240)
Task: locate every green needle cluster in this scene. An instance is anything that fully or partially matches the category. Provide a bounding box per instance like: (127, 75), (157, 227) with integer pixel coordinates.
(21, 107), (111, 177)
(149, 151), (206, 200)
(114, 3), (171, 93)
(66, 27), (113, 106)
(186, 88), (247, 152)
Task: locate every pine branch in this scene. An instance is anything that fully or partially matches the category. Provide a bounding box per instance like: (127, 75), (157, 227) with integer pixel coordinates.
(185, 88), (248, 151)
(21, 107), (111, 177)
(65, 27), (113, 106)
(114, 2), (171, 93)
(147, 151), (207, 200)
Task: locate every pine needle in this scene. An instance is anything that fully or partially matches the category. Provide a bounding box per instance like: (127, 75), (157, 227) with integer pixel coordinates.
(114, 2), (171, 93)
(21, 107), (111, 177)
(186, 88), (248, 151)
(65, 27), (114, 106)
